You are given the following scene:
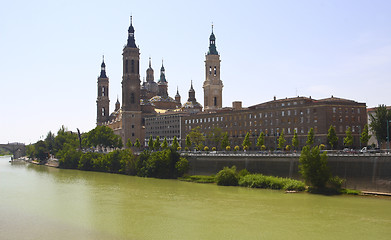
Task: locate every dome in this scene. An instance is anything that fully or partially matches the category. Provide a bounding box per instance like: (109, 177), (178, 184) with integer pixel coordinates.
(150, 95), (176, 103)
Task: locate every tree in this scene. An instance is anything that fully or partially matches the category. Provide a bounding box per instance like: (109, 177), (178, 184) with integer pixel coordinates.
(172, 136), (179, 150)
(207, 127), (224, 150)
(220, 132), (230, 150)
(299, 145), (330, 189)
(256, 132), (265, 150)
(85, 126), (122, 149)
(278, 130), (286, 150)
(126, 139), (133, 148)
(188, 127), (205, 150)
(242, 132), (251, 150)
(327, 125), (338, 150)
(306, 128), (314, 146)
(34, 140), (48, 161)
(344, 127), (353, 147)
(360, 124), (370, 147)
(153, 136), (161, 151)
(45, 131), (55, 154)
(161, 137), (168, 149)
(185, 135), (192, 150)
(370, 104), (391, 146)
(148, 135), (154, 150)
(134, 138), (141, 149)
(292, 130), (299, 150)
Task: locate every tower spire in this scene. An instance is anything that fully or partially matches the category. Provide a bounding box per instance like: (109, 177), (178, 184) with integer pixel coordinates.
(208, 24), (218, 55)
(126, 15), (136, 48)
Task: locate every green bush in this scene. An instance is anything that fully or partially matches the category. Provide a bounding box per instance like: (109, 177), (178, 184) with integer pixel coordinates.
(239, 174), (305, 191)
(179, 175), (215, 183)
(216, 166), (239, 186)
(175, 157), (189, 176)
(238, 169), (250, 178)
(327, 176), (345, 190)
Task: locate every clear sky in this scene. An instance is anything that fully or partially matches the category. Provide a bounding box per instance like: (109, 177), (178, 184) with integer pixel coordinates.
(1, 0), (391, 144)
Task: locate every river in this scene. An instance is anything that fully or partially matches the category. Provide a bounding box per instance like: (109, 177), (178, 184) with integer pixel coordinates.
(0, 156), (390, 239)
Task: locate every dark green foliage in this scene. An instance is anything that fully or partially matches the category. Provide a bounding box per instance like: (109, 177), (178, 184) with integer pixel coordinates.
(161, 137), (168, 149)
(179, 175), (216, 183)
(207, 127), (224, 150)
(148, 136), (154, 150)
(369, 104), (391, 145)
(78, 152), (99, 171)
(344, 127), (353, 147)
(292, 130), (298, 150)
(327, 125), (338, 150)
(216, 166), (239, 186)
(34, 140), (48, 161)
(137, 148), (184, 178)
(327, 176), (345, 190)
(306, 128), (314, 146)
(153, 136), (161, 151)
(278, 130), (286, 150)
(54, 126), (79, 157)
(188, 127), (205, 150)
(84, 125), (122, 149)
(175, 157), (189, 176)
(119, 149), (137, 175)
(239, 174), (305, 191)
(360, 124), (370, 147)
(242, 132), (251, 150)
(299, 145), (331, 189)
(134, 138), (141, 149)
(238, 169), (250, 178)
(45, 131), (55, 154)
(172, 136), (179, 150)
(256, 132), (265, 149)
(58, 146), (81, 169)
(220, 132), (230, 150)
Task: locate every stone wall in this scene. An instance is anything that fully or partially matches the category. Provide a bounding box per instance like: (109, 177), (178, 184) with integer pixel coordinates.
(185, 153), (391, 193)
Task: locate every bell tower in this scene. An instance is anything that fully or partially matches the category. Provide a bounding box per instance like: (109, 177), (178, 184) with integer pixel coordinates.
(96, 56), (110, 126)
(203, 24), (223, 111)
(121, 16), (142, 146)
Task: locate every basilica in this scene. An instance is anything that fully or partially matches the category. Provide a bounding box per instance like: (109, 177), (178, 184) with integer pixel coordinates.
(96, 17), (222, 145)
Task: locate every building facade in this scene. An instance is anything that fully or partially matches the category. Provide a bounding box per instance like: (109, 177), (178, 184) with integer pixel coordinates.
(181, 96), (367, 150)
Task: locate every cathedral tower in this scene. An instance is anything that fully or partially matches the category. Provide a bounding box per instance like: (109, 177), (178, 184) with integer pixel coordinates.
(203, 25), (223, 110)
(96, 56), (110, 126)
(121, 16), (142, 145)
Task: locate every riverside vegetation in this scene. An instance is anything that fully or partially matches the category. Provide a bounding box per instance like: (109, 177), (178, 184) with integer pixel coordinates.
(26, 125), (357, 194)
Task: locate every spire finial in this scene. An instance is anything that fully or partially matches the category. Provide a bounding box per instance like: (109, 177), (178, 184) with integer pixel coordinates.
(212, 22), (214, 33)
(149, 57), (151, 67)
(162, 58), (164, 66)
(130, 15), (133, 25)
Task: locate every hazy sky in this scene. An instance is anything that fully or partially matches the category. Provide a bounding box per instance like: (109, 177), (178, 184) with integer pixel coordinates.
(1, 0), (391, 144)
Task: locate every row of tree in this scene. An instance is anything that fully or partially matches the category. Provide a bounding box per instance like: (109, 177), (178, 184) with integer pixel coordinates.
(182, 124), (370, 151)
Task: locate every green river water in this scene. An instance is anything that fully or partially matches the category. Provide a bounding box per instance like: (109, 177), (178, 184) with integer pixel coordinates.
(0, 156), (390, 240)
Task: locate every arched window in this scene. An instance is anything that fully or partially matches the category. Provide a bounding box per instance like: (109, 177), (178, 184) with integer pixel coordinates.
(131, 60), (135, 73)
(102, 107), (105, 116)
(131, 93), (135, 104)
(214, 96), (217, 106)
(125, 60), (129, 73)
(102, 87), (105, 96)
(209, 66), (212, 75)
(214, 66), (217, 76)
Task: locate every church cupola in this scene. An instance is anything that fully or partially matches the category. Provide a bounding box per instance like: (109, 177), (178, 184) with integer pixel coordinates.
(126, 16), (137, 48)
(115, 96), (120, 111)
(208, 24), (218, 55)
(100, 56), (108, 78)
(188, 80), (196, 101)
(175, 86), (181, 104)
(146, 57), (154, 82)
(159, 59), (167, 83)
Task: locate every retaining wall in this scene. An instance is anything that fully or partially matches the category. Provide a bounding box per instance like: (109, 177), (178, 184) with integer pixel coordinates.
(185, 153), (391, 193)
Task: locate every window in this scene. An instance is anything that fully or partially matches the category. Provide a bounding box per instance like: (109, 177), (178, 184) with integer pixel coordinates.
(102, 87), (105, 96)
(357, 108), (361, 114)
(214, 97), (217, 106)
(132, 125), (134, 129)
(131, 93), (135, 104)
(101, 107), (105, 116)
(214, 66), (217, 76)
(209, 66), (212, 74)
(131, 60), (135, 73)
(333, 107), (336, 113)
(125, 60), (129, 73)
(288, 110), (291, 116)
(281, 111), (285, 117)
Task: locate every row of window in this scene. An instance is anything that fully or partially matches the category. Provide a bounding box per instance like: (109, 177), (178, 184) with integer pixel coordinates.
(332, 107), (361, 114)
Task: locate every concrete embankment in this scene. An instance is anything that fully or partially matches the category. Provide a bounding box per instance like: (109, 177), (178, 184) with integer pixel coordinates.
(185, 153), (391, 193)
